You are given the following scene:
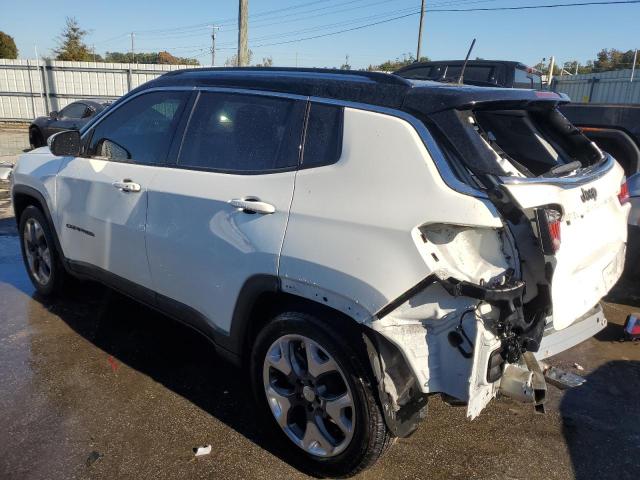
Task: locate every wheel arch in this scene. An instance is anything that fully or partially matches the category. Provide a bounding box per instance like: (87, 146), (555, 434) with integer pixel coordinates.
(12, 185), (65, 260)
(229, 276), (370, 367)
(233, 276), (427, 438)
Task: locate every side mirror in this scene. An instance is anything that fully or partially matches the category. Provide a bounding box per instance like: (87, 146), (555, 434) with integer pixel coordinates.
(48, 130), (81, 157)
(49, 111), (58, 119)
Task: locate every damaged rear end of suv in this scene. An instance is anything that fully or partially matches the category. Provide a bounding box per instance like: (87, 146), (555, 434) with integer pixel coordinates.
(363, 83), (630, 433)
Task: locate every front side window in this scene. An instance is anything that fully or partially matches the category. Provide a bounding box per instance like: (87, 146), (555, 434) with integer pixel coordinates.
(177, 92), (305, 173)
(87, 91), (189, 164)
(60, 103), (88, 119)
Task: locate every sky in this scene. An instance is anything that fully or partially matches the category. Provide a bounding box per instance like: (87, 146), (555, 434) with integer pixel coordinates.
(1, 0), (639, 69)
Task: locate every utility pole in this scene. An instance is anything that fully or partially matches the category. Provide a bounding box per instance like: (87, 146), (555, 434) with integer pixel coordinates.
(130, 32), (135, 64)
(548, 56), (555, 86)
(210, 25), (220, 67)
(575, 62), (579, 75)
(416, 0), (425, 61)
(631, 48), (638, 82)
(238, 0), (249, 66)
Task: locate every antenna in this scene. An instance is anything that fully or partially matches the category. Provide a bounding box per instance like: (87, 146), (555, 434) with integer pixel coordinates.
(457, 38), (477, 85)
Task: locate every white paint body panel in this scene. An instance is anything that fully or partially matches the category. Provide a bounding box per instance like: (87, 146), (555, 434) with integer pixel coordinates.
(10, 149), (61, 225)
(56, 157), (158, 289)
(146, 169), (296, 333)
(280, 107), (503, 318)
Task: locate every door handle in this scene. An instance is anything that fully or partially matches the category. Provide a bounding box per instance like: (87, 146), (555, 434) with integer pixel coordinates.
(112, 180), (141, 193)
(229, 197), (276, 214)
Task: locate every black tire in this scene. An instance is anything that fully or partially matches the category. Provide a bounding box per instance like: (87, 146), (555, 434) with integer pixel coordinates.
(18, 205), (69, 296)
(29, 127), (45, 149)
(251, 311), (394, 478)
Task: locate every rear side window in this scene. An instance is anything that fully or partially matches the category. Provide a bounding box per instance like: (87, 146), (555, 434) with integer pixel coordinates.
(88, 91), (189, 165)
(302, 103), (343, 168)
(177, 92), (305, 173)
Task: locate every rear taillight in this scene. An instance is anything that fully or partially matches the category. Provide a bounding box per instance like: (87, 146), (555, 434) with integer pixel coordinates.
(546, 209), (562, 253)
(618, 180), (630, 205)
(535, 207), (562, 254)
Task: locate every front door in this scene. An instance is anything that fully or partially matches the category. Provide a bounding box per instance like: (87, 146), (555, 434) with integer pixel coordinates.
(146, 90), (306, 333)
(56, 90), (191, 291)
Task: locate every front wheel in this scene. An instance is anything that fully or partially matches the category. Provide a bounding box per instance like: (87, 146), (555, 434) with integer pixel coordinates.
(19, 205), (69, 296)
(251, 312), (393, 477)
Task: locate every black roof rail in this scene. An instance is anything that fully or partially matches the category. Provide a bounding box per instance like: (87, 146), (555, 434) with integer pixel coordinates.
(163, 66), (412, 87)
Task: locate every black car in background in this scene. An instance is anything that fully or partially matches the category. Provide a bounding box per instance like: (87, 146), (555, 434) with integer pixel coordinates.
(29, 100), (110, 148)
(395, 60), (543, 90)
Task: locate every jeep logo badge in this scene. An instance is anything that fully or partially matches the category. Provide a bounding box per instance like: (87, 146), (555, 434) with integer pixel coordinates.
(580, 187), (598, 202)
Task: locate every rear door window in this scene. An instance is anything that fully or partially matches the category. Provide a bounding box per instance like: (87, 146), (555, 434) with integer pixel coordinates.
(302, 103), (343, 168)
(177, 92), (305, 173)
(88, 91), (189, 165)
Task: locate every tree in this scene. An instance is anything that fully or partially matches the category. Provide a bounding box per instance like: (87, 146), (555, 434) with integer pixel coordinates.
(0, 31), (18, 59)
(255, 56), (273, 67)
(104, 51), (198, 65)
(366, 54), (430, 72)
(225, 49), (254, 66)
(53, 17), (92, 61)
(593, 48), (637, 72)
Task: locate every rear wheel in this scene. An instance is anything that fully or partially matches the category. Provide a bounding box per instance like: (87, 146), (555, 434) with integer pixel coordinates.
(251, 311), (393, 477)
(19, 205), (69, 296)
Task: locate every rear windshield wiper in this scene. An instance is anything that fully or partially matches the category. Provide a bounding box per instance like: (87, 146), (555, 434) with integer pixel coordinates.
(541, 161), (582, 177)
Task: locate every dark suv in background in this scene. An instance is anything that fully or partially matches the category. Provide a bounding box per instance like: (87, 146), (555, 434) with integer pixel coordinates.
(395, 59), (543, 89)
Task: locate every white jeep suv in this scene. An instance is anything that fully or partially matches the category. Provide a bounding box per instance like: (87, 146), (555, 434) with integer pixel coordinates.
(11, 68), (630, 477)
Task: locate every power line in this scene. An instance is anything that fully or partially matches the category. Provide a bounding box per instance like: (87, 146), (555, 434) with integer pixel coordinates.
(252, 0), (640, 48)
(213, 0), (497, 47)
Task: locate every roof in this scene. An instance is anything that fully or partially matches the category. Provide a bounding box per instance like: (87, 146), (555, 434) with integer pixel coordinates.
(139, 67), (566, 114)
(152, 67), (412, 109)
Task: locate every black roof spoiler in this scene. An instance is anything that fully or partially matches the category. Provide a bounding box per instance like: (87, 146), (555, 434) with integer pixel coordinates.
(403, 85), (570, 114)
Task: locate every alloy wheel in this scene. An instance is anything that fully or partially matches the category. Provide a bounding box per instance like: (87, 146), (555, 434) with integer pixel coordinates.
(23, 218), (52, 285)
(262, 334), (355, 457)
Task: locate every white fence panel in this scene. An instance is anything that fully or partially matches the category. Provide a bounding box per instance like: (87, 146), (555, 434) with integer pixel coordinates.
(0, 59), (194, 121)
(553, 69), (640, 104)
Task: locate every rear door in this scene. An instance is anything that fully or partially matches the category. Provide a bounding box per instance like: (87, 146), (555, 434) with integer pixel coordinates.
(56, 90), (191, 290)
(145, 89), (306, 333)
